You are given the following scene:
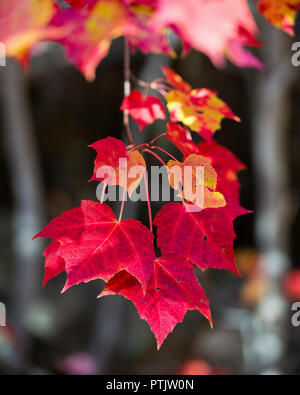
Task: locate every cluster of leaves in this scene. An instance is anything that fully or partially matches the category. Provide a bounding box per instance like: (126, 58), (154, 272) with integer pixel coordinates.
(2, 0), (300, 80)
(2, 0), (300, 348)
(34, 67), (249, 348)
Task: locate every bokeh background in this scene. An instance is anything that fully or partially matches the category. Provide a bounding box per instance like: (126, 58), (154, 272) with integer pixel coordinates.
(0, 8), (300, 375)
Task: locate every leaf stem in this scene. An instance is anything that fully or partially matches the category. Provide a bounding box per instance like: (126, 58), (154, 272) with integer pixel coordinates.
(149, 133), (167, 145)
(127, 133), (167, 153)
(144, 148), (168, 168)
(124, 37), (134, 146)
(128, 143), (148, 152)
(151, 146), (179, 161)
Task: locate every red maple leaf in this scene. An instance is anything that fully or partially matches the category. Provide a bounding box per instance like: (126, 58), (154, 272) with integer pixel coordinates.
(34, 201), (156, 292)
(100, 255), (212, 349)
(89, 137), (146, 196)
(121, 90), (166, 131)
(154, 203), (249, 275)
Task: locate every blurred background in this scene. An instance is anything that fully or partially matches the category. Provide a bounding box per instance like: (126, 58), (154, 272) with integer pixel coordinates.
(0, 9), (300, 375)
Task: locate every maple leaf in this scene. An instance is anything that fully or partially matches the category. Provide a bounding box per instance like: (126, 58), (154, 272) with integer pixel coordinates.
(167, 154), (226, 209)
(166, 127), (247, 204)
(258, 0), (300, 35)
(125, 2), (174, 57)
(51, 0), (172, 79)
(153, 203), (249, 275)
(152, 0), (263, 69)
(100, 255), (212, 349)
(34, 200), (156, 292)
(198, 141), (246, 204)
(89, 137), (146, 196)
(50, 0), (133, 81)
(0, 0), (67, 65)
(121, 90), (166, 131)
(166, 87), (241, 142)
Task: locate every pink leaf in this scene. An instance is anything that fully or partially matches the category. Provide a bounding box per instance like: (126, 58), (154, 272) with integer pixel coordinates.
(121, 90), (166, 131)
(152, 0), (263, 69)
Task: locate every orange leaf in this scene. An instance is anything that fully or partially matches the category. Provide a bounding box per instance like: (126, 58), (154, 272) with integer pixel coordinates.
(167, 154), (226, 209)
(164, 70), (240, 142)
(258, 0), (300, 35)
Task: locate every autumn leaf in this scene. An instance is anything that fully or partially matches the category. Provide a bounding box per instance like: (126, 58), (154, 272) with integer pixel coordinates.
(154, 203), (249, 275)
(258, 0), (300, 35)
(51, 0), (132, 81)
(167, 154), (226, 209)
(34, 201), (156, 292)
(121, 90), (166, 131)
(166, 87), (241, 142)
(152, 0), (262, 69)
(90, 137), (146, 196)
(52, 0), (172, 79)
(166, 129), (246, 205)
(126, 1), (174, 57)
(0, 0), (66, 65)
(100, 255), (212, 349)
